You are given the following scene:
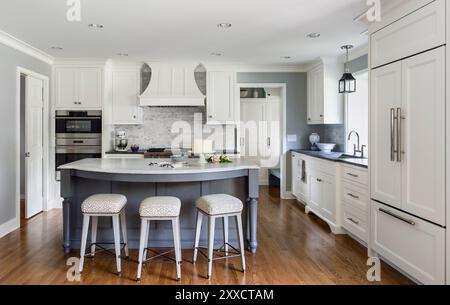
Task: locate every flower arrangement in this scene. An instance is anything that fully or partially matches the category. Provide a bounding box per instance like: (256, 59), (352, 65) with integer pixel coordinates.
(206, 154), (232, 164)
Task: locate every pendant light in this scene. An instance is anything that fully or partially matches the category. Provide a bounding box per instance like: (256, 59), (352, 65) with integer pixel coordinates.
(339, 45), (356, 94)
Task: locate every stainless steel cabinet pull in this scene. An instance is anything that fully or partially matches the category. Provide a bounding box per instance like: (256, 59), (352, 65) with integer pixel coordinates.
(347, 218), (359, 225)
(347, 193), (359, 199)
(267, 137), (271, 146)
(379, 208), (415, 226)
(390, 108), (396, 161)
(346, 173), (358, 178)
(396, 108), (402, 162)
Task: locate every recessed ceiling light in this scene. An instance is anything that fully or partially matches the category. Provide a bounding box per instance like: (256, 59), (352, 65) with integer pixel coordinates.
(210, 52), (222, 56)
(88, 23), (104, 29)
(281, 56), (291, 59)
(217, 23), (232, 28)
(51, 46), (63, 50)
(307, 33), (321, 38)
(117, 53), (129, 57)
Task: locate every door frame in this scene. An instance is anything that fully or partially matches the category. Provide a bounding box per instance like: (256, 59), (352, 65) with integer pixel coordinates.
(15, 67), (50, 225)
(236, 83), (288, 198)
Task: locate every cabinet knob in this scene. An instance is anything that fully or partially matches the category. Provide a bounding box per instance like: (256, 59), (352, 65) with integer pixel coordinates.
(316, 178), (322, 182)
(319, 114), (323, 118)
(308, 118), (311, 121)
(208, 115), (213, 118)
(133, 115), (137, 119)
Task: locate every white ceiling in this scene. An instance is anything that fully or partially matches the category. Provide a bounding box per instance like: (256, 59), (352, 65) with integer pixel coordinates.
(0, 0), (368, 65)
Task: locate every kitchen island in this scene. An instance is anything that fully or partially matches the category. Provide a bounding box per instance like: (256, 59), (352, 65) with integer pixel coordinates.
(59, 158), (259, 254)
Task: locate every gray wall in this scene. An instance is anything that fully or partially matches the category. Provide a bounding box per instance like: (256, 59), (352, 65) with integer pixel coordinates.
(0, 43), (51, 227)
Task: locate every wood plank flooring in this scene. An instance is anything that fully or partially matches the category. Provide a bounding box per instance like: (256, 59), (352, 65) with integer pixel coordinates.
(0, 186), (413, 285)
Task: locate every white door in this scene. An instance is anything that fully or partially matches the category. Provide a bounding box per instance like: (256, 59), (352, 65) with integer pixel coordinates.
(370, 62), (402, 208)
(112, 71), (141, 124)
(55, 68), (78, 109)
(308, 171), (322, 211)
(25, 75), (44, 219)
(240, 101), (265, 159)
(264, 99), (281, 168)
(78, 68), (102, 108)
(401, 47), (446, 226)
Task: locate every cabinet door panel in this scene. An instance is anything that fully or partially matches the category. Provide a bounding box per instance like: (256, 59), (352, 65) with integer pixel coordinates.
(401, 47), (445, 225)
(318, 173), (335, 220)
(78, 68), (102, 108)
(370, 62), (402, 208)
(371, 201), (445, 284)
(112, 71), (140, 124)
(207, 71), (235, 123)
(240, 101), (265, 159)
(308, 171), (321, 210)
(55, 69), (78, 108)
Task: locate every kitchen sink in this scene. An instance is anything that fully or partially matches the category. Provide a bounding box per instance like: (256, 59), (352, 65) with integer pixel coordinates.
(339, 154), (367, 160)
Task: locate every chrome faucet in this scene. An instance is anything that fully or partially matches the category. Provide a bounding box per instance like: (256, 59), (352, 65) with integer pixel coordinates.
(348, 130), (363, 157)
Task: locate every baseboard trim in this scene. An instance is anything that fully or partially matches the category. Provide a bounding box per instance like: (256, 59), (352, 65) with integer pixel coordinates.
(0, 217), (19, 239)
(47, 198), (63, 210)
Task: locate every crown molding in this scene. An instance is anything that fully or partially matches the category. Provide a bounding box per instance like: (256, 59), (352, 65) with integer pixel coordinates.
(0, 29), (54, 65)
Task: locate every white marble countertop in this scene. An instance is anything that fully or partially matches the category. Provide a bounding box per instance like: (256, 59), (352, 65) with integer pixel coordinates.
(58, 158), (259, 175)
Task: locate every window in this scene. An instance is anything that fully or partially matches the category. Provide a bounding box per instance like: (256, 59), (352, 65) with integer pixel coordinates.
(345, 70), (369, 155)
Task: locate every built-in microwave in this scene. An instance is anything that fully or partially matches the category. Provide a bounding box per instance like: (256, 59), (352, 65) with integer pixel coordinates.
(55, 110), (102, 134)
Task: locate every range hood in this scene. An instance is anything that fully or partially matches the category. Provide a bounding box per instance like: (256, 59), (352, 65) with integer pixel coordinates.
(139, 62), (205, 107)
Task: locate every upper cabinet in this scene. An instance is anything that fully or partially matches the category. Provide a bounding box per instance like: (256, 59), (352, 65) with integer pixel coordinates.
(206, 70), (238, 124)
(307, 58), (344, 125)
(55, 67), (102, 109)
(110, 70), (142, 125)
(370, 0), (445, 69)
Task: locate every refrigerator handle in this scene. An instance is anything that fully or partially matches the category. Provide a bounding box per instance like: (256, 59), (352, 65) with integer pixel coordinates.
(390, 108), (396, 162)
(396, 108), (402, 162)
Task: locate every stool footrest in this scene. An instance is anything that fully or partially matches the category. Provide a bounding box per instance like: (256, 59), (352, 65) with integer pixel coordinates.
(85, 242), (127, 258)
(196, 242), (242, 261)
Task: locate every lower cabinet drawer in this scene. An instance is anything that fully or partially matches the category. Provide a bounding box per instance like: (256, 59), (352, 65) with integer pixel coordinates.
(343, 204), (367, 243)
(371, 200), (445, 284)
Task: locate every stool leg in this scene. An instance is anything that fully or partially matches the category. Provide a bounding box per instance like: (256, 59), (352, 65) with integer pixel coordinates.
(207, 216), (216, 280)
(172, 218), (182, 281)
(223, 216), (229, 255)
(90, 216), (98, 257)
(112, 214), (122, 274)
(192, 211), (203, 264)
(136, 219), (148, 281)
(236, 214), (246, 272)
(120, 210), (129, 258)
(79, 215), (90, 273)
(143, 220), (150, 261)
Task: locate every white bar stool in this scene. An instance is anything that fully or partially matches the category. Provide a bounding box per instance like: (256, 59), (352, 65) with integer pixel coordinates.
(136, 196), (182, 281)
(79, 194), (129, 275)
(192, 194), (246, 280)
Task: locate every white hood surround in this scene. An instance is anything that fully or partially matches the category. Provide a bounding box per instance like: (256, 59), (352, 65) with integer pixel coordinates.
(139, 62), (205, 107)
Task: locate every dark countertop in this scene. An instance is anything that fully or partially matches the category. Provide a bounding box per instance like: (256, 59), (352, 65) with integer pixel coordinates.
(106, 150), (145, 154)
(291, 149), (368, 169)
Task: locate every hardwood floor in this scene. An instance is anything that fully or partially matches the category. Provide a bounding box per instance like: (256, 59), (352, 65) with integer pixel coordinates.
(0, 186), (413, 285)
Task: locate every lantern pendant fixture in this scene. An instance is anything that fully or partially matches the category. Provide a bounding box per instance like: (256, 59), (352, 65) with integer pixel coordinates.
(339, 45), (356, 94)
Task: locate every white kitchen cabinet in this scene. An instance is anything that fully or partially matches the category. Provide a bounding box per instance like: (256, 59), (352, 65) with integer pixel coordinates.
(370, 47), (446, 226)
(401, 47), (446, 226)
(206, 71), (237, 124)
(291, 152), (308, 203)
(370, 62), (402, 209)
(370, 0), (445, 69)
(55, 67), (102, 109)
(111, 70), (142, 125)
(307, 59), (344, 125)
(304, 157), (342, 234)
(341, 164), (369, 243)
(371, 200), (445, 284)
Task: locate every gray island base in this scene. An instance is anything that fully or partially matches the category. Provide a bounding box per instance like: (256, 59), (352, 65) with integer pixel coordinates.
(59, 158), (260, 254)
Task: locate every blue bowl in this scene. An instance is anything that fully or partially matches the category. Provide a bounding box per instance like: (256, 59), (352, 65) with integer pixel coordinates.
(131, 146), (140, 153)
